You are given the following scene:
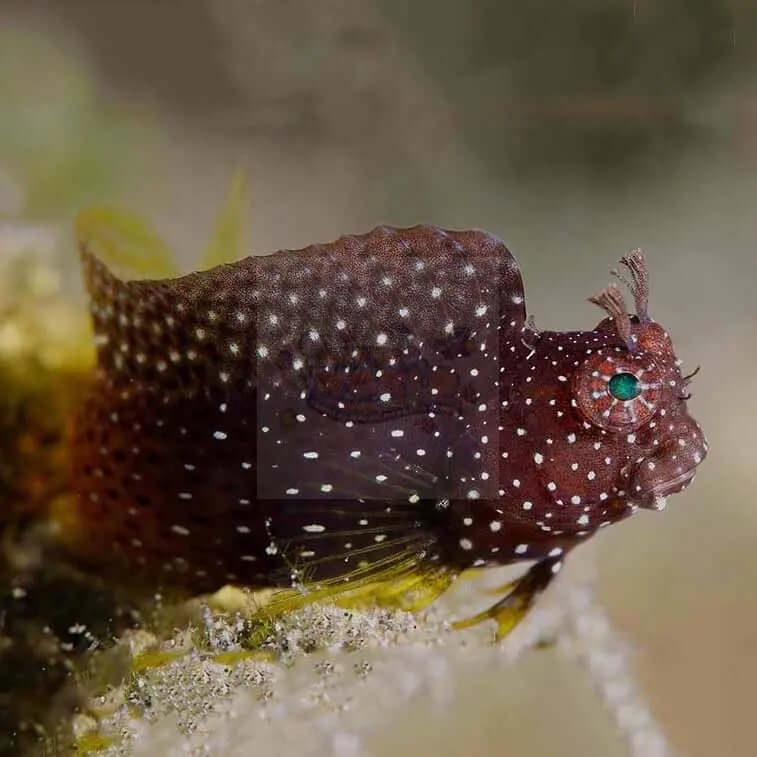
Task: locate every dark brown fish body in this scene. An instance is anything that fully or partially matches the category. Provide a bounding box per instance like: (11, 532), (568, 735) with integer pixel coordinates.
(69, 225), (707, 626)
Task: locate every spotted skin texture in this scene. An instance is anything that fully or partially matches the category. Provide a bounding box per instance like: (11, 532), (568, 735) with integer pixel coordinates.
(70, 226), (707, 628)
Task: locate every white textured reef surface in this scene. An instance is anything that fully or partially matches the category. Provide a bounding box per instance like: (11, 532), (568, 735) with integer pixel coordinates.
(83, 559), (669, 757)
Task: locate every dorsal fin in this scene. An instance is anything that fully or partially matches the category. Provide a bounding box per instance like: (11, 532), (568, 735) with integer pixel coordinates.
(79, 225), (524, 411)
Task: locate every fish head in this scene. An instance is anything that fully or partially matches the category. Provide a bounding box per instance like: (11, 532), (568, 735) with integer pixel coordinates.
(504, 250), (707, 517)
(574, 250), (708, 511)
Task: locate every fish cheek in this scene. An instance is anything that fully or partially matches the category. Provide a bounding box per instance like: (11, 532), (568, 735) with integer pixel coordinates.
(532, 439), (620, 507)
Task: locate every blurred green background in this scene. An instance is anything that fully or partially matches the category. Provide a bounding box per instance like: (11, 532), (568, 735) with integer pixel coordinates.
(1, 1), (755, 755)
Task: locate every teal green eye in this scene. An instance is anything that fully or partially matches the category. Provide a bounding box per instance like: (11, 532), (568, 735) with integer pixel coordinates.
(608, 372), (641, 401)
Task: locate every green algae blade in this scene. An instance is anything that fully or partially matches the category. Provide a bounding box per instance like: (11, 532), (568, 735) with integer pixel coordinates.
(75, 206), (179, 279)
(130, 649), (186, 673)
(199, 168), (249, 269)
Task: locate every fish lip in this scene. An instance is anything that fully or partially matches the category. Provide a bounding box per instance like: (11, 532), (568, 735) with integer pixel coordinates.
(635, 467), (697, 510)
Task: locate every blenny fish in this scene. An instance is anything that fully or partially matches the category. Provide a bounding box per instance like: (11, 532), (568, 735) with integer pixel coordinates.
(68, 225), (707, 637)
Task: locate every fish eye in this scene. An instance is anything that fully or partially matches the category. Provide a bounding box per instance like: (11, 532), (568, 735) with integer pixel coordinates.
(573, 353), (661, 432)
(608, 372), (641, 401)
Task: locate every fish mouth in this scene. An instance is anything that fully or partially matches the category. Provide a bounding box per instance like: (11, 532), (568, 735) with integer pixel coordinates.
(635, 467), (697, 510)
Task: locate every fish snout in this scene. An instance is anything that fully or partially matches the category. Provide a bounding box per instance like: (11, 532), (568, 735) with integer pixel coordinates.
(630, 419), (708, 510)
